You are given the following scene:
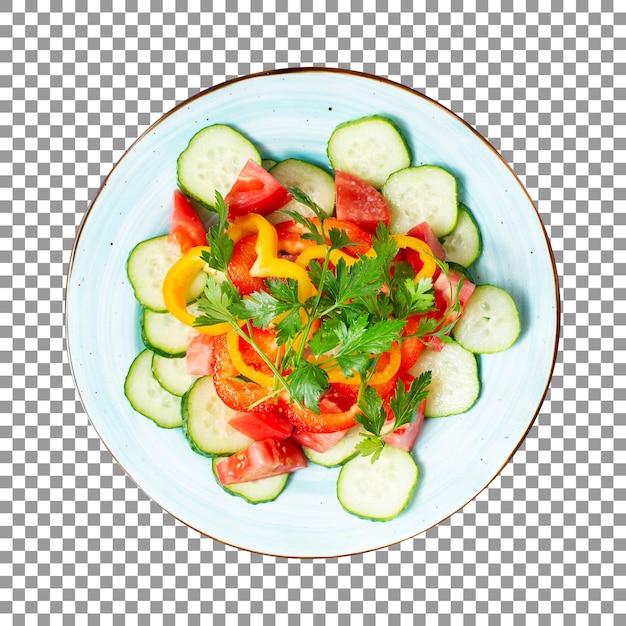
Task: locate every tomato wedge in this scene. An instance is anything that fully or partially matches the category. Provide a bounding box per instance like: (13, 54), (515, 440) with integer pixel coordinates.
(215, 438), (307, 486)
(185, 333), (215, 376)
(225, 159), (292, 218)
(228, 410), (293, 441)
(167, 189), (206, 253)
(334, 170), (391, 234)
(291, 429), (348, 453)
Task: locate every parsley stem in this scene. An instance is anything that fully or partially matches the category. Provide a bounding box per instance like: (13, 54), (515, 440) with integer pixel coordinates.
(233, 320), (306, 411)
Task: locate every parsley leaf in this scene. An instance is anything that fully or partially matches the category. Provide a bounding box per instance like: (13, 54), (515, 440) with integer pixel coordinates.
(330, 316), (405, 377)
(287, 361), (329, 411)
(354, 386), (388, 463)
(194, 278), (237, 327)
(202, 191), (234, 273)
(388, 371), (432, 430)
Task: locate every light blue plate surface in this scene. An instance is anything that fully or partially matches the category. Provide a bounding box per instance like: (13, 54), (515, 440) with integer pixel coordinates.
(66, 69), (559, 558)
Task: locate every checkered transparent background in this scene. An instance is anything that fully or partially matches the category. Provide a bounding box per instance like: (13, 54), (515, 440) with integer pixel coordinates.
(2, 2), (624, 623)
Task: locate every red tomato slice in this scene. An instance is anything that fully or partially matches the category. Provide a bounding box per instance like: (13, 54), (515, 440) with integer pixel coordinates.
(291, 429), (348, 453)
(185, 333), (215, 376)
(228, 410), (293, 441)
(224, 159), (292, 218)
(433, 268), (476, 325)
(167, 190), (207, 254)
(334, 170), (391, 234)
(228, 233), (267, 295)
(215, 438), (307, 486)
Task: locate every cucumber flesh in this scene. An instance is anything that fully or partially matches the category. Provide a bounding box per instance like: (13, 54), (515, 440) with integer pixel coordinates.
(152, 353), (199, 396)
(303, 425), (365, 467)
(182, 376), (254, 456)
(382, 165), (458, 237)
(177, 124), (261, 208)
(441, 205), (483, 267)
(127, 235), (205, 312)
(266, 158), (336, 224)
(337, 445), (419, 521)
(452, 284), (521, 354)
(409, 341), (480, 418)
(211, 458), (289, 504)
(124, 349), (183, 428)
(141, 307), (197, 358)
(327, 115), (411, 189)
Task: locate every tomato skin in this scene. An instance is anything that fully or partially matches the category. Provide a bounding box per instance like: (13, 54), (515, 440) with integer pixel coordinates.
(185, 333), (215, 376)
(215, 437), (307, 486)
(225, 159), (292, 218)
(211, 334), (276, 413)
(334, 170), (391, 234)
(168, 190), (207, 253)
(228, 409), (293, 441)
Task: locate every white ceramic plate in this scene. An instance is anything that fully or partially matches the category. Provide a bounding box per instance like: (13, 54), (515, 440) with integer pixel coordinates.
(66, 69), (559, 558)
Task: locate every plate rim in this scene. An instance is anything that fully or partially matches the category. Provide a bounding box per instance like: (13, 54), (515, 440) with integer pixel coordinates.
(65, 67), (561, 558)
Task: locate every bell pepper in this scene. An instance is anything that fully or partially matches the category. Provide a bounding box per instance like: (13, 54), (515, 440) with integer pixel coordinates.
(389, 234), (437, 282)
(162, 246), (231, 336)
(228, 213), (315, 303)
(295, 245), (359, 269)
(226, 328), (275, 389)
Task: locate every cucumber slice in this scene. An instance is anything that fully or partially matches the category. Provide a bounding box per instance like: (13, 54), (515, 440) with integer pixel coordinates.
(303, 425), (365, 467)
(452, 285), (521, 354)
(141, 307), (197, 358)
(441, 204), (483, 267)
(337, 445), (419, 521)
(327, 115), (411, 189)
(211, 458), (289, 504)
(177, 124), (261, 208)
(151, 353), (199, 396)
(409, 341), (480, 417)
(182, 376), (254, 457)
(127, 235), (205, 312)
(382, 165), (458, 237)
(266, 158), (336, 224)
(124, 349), (183, 428)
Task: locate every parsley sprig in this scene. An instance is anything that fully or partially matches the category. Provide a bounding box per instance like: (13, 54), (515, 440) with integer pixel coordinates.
(192, 188), (463, 457)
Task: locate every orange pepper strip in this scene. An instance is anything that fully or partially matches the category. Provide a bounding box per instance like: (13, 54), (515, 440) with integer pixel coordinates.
(225, 328), (275, 388)
(315, 342), (402, 386)
(162, 246), (231, 336)
(228, 214), (315, 303)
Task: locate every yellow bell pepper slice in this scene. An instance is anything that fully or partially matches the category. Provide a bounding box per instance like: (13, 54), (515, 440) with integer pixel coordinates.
(228, 214), (315, 303)
(390, 234), (437, 282)
(162, 246), (231, 336)
(226, 328), (275, 388)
